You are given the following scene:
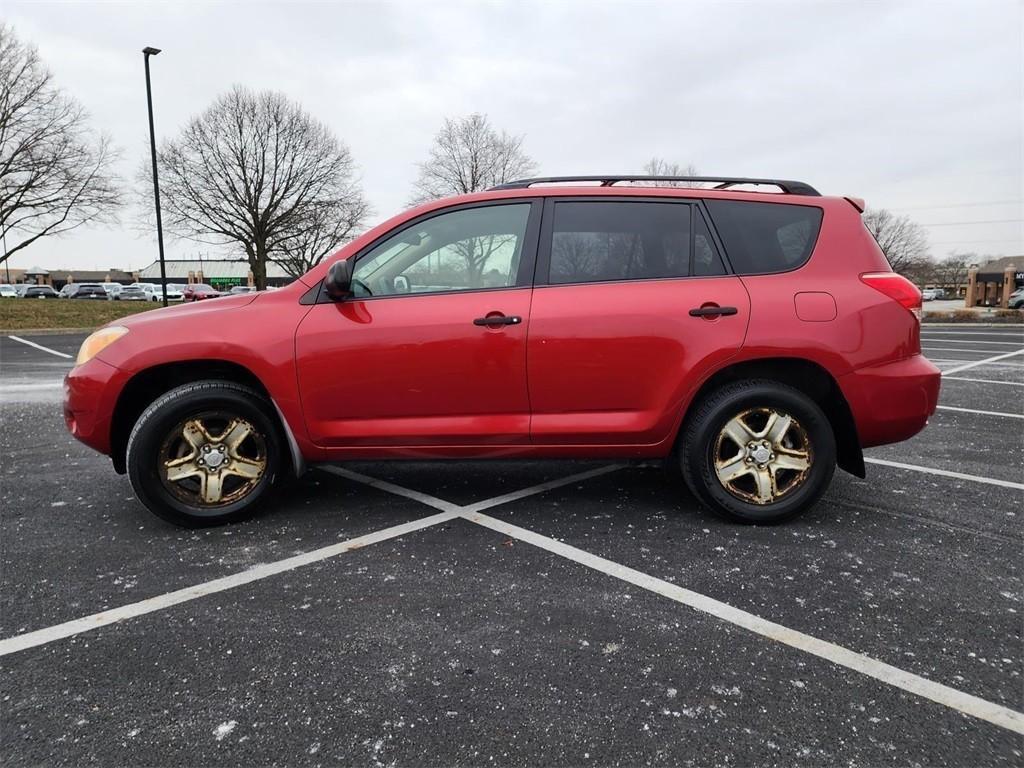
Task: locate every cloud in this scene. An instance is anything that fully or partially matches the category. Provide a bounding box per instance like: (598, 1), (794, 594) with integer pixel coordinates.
(4, 0), (1021, 270)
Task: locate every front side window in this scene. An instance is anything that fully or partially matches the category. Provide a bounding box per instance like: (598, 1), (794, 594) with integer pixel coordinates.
(351, 204), (531, 298)
(704, 199), (823, 274)
(548, 202), (691, 285)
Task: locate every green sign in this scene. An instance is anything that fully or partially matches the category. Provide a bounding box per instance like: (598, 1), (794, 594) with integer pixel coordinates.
(209, 277), (243, 288)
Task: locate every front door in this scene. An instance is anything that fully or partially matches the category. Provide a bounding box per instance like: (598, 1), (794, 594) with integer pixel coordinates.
(527, 198), (750, 445)
(295, 201), (540, 448)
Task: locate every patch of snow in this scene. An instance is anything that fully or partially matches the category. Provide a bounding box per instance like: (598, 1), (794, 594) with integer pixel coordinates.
(214, 720), (237, 741)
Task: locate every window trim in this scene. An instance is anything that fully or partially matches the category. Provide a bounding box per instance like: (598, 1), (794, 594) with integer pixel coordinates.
(534, 196), (730, 289)
(693, 201), (733, 277)
(312, 198), (543, 304)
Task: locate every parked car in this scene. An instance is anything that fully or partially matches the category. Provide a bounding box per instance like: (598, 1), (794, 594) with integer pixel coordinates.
(73, 283), (110, 300)
(1009, 288), (1024, 310)
(102, 283), (123, 299)
(182, 283), (222, 301)
(145, 284), (184, 302)
(115, 286), (150, 301)
(59, 283), (80, 299)
(24, 285), (59, 299)
(921, 288), (945, 301)
(65, 174), (940, 527)
(0, 284), (17, 298)
(228, 285), (256, 295)
(126, 282), (161, 301)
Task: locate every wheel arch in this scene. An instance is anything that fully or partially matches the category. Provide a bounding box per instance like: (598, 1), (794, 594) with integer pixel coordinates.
(681, 356), (864, 478)
(109, 359), (304, 478)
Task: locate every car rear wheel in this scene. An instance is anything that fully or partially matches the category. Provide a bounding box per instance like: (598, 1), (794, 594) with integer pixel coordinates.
(679, 379), (836, 524)
(127, 381), (283, 527)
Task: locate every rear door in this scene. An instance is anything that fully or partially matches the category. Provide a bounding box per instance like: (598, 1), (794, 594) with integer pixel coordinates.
(527, 198), (750, 445)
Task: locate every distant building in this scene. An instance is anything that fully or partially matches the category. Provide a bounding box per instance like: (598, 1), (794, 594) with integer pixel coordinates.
(6, 266), (136, 289)
(137, 259), (293, 289)
(965, 256), (1022, 308)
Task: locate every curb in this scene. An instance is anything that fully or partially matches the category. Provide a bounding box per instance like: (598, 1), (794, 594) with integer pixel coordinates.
(1, 327), (95, 336)
(921, 323), (1024, 328)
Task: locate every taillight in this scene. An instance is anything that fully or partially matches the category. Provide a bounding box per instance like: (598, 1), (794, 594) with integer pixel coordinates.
(860, 272), (922, 320)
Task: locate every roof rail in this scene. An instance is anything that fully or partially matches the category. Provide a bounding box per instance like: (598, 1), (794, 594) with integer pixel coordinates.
(488, 175), (821, 196)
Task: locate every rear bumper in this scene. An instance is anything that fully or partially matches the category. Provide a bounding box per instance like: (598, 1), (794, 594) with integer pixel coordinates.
(64, 357), (128, 456)
(839, 354), (941, 448)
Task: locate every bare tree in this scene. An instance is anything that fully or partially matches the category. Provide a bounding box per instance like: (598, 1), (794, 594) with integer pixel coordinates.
(0, 24), (121, 265)
(150, 86), (369, 288)
(862, 207), (930, 274)
(931, 252), (972, 293)
(409, 113), (536, 205)
(641, 157), (702, 187)
(272, 196), (370, 278)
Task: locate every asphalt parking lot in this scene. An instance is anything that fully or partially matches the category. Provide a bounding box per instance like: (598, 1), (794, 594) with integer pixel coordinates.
(1, 326), (1022, 766)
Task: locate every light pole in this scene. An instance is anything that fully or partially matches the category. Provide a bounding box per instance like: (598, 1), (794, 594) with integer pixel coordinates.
(2, 231), (9, 285)
(143, 46), (168, 307)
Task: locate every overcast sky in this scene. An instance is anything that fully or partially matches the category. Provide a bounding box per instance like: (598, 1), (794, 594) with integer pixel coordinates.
(4, 0), (1022, 273)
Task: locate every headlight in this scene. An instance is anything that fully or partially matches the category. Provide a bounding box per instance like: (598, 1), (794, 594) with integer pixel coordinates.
(76, 326), (129, 366)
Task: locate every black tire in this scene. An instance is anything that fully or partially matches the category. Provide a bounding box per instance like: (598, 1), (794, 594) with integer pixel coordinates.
(126, 380), (283, 527)
(679, 379), (836, 524)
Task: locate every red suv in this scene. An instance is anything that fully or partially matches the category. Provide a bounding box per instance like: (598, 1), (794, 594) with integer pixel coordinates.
(65, 176), (940, 527)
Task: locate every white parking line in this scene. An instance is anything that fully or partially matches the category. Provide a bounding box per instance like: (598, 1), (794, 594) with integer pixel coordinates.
(943, 376), (1024, 387)
(463, 464), (625, 513)
(3, 463), (1023, 734)
(921, 330), (1024, 337)
(462, 509), (1024, 735)
(941, 348), (1024, 375)
(323, 464), (623, 515)
(865, 457), (1024, 490)
(931, 359), (1024, 370)
(6, 335), (73, 359)
(0, 464), (621, 657)
(322, 466), (462, 513)
(0, 382), (64, 392)
(923, 345), (1024, 355)
(0, 508), (460, 657)
(920, 338), (1024, 345)
(936, 405), (1024, 419)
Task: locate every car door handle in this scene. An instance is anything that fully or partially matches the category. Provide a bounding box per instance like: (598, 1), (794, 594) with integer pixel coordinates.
(473, 314), (522, 326)
(688, 306), (738, 317)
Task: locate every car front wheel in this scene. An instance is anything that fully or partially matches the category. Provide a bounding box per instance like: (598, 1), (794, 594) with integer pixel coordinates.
(126, 381), (283, 527)
(679, 379), (836, 524)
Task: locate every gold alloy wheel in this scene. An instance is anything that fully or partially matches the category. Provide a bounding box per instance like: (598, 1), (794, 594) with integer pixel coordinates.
(158, 415), (267, 507)
(713, 407), (813, 505)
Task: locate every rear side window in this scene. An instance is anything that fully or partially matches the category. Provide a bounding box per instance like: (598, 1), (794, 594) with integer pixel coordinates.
(705, 200), (823, 274)
(548, 202), (690, 284)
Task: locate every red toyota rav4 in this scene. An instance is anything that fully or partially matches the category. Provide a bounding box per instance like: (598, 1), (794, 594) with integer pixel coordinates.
(65, 176), (940, 527)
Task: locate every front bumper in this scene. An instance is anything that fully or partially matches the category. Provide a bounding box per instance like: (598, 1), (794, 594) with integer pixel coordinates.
(64, 356), (129, 456)
(839, 354), (941, 449)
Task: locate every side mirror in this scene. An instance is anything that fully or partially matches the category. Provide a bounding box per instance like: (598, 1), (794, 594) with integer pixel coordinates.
(325, 259), (354, 301)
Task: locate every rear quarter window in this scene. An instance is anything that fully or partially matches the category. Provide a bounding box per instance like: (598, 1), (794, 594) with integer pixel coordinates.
(705, 200), (823, 275)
